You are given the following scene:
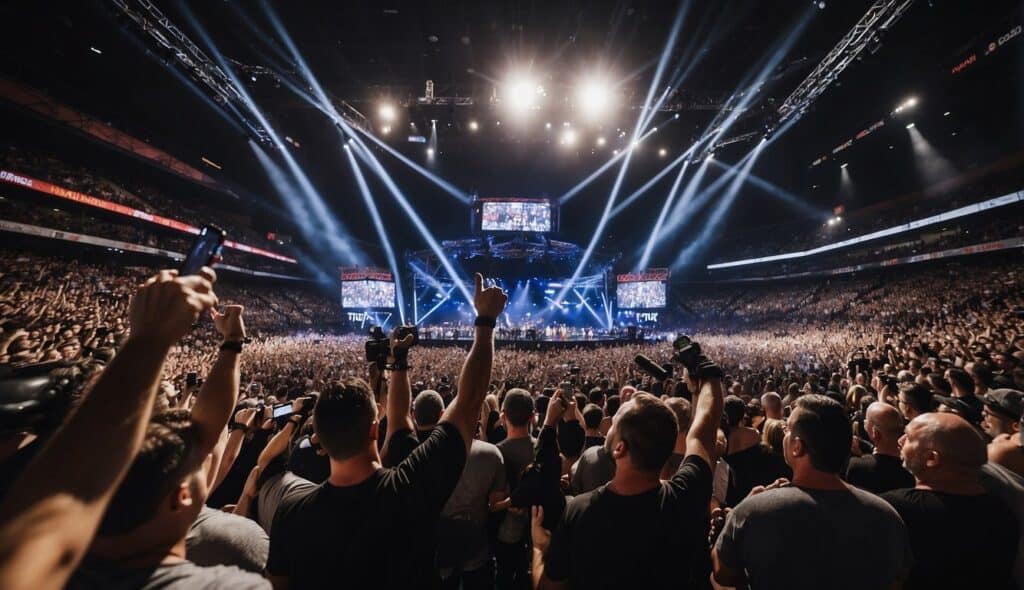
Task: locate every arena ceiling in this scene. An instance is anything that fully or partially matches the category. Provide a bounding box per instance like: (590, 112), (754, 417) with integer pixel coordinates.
(1, 0), (1022, 274)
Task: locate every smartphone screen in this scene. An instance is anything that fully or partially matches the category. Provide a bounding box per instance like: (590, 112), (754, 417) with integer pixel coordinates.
(180, 225), (226, 276)
(272, 401), (295, 419)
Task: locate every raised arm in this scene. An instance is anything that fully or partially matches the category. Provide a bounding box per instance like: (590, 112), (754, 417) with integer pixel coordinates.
(683, 364), (725, 469)
(190, 305), (245, 463)
(440, 273), (507, 454)
(0, 268), (218, 590)
(382, 329), (416, 455)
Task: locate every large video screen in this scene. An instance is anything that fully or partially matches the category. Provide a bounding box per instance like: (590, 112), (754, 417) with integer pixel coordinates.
(481, 201), (551, 232)
(342, 280), (396, 308)
(617, 281), (666, 309)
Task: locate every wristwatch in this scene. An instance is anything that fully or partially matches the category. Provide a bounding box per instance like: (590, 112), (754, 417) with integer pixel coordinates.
(474, 316), (497, 328)
(220, 340), (244, 353)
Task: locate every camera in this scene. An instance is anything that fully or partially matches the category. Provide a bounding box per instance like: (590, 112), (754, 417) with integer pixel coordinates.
(396, 325), (419, 347)
(569, 365), (581, 375)
(671, 334), (702, 372)
(365, 326), (390, 369)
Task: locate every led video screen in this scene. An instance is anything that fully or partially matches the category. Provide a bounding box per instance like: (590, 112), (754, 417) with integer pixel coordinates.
(617, 280), (666, 309)
(481, 200), (551, 232)
(342, 280), (396, 308)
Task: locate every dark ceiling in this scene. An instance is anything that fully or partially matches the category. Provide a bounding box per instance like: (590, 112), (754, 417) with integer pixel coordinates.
(1, 0), (1022, 276)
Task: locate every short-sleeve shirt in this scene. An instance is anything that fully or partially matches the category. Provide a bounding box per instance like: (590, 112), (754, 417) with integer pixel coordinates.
(569, 445), (615, 495)
(437, 439), (507, 569)
(715, 485), (911, 589)
(881, 487), (1019, 590)
(256, 471), (316, 534)
(496, 435), (536, 544)
(544, 455), (712, 588)
(844, 453), (915, 494)
(266, 422), (467, 588)
(185, 506), (268, 573)
(68, 558), (270, 590)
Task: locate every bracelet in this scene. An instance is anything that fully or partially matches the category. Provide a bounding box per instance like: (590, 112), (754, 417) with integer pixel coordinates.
(228, 421), (250, 433)
(386, 361), (410, 371)
(474, 316), (497, 328)
(220, 340), (243, 353)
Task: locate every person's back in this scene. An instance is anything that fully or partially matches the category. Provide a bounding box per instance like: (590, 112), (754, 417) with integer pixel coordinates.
(716, 485), (909, 589)
(882, 487), (1017, 589)
(570, 444), (615, 494)
(844, 402), (914, 494)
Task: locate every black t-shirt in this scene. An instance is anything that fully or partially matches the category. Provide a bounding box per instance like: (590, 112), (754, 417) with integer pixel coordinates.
(584, 435), (605, 449)
(844, 453), (914, 495)
(881, 488), (1019, 590)
(544, 455), (712, 588)
(267, 422), (467, 588)
(383, 427), (423, 467)
(288, 439), (330, 484)
(723, 444), (792, 507)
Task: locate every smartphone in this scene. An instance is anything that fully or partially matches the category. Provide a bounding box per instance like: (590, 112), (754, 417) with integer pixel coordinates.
(180, 225), (226, 276)
(272, 401), (295, 419)
(186, 372), (198, 388)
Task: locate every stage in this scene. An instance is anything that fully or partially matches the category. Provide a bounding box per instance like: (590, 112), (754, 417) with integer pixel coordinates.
(420, 335), (636, 350)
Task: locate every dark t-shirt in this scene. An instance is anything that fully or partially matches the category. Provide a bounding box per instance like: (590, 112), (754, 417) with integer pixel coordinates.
(544, 455), (712, 588)
(723, 444), (792, 506)
(584, 435), (605, 449)
(383, 427), (423, 467)
(267, 422), (467, 588)
(844, 453), (914, 494)
(68, 558), (269, 589)
(882, 487), (1019, 590)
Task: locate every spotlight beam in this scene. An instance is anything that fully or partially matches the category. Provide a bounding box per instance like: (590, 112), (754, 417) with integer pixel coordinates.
(708, 159), (828, 218)
(557, 123), (663, 205)
(179, 4), (364, 265)
(415, 287), (455, 326)
(573, 289), (607, 329)
(638, 158), (692, 269)
(353, 126), (471, 204)
(344, 147), (407, 323)
(553, 2), (689, 306)
(349, 141), (474, 305)
(609, 149), (690, 218)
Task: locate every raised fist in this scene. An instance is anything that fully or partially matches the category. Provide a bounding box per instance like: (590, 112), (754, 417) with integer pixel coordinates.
(473, 273), (508, 319)
(128, 267), (218, 348)
(212, 304), (246, 342)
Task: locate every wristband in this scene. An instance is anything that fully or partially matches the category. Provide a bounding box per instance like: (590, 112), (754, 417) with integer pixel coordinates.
(220, 340), (243, 353)
(474, 316), (497, 328)
(228, 421), (250, 433)
(387, 361), (410, 372)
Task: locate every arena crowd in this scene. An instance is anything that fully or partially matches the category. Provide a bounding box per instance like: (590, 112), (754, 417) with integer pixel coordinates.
(0, 249), (1022, 589)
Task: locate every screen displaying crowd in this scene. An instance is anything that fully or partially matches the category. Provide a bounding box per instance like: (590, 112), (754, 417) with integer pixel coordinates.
(481, 201), (552, 232)
(341, 279), (396, 309)
(617, 280), (667, 309)
(1, 238), (1022, 590)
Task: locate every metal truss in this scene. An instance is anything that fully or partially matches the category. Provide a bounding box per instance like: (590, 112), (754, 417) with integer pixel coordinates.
(776, 0), (916, 125)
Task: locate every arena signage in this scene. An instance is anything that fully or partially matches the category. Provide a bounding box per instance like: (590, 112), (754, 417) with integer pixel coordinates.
(0, 169), (296, 263)
(616, 268), (669, 282)
(340, 268), (393, 281)
(951, 53), (977, 75)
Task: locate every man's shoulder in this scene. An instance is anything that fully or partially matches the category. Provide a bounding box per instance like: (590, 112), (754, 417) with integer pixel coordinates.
(846, 454), (878, 470)
(579, 444), (608, 464)
(470, 438), (502, 457)
(274, 477), (322, 516)
(164, 562), (270, 589)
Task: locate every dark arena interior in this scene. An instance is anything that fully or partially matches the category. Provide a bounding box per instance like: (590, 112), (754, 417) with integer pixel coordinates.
(1, 1), (1023, 588)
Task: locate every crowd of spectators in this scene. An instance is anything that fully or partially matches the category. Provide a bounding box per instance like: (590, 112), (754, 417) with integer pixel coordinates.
(0, 239), (1021, 589)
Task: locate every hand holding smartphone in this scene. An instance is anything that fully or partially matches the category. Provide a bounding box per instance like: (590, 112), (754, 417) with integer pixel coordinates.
(180, 225), (226, 276)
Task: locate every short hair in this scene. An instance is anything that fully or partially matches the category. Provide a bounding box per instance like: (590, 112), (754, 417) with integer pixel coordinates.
(502, 388), (535, 427)
(970, 363), (994, 388)
(665, 397), (692, 436)
(946, 368), (973, 393)
(900, 383), (933, 415)
(413, 390), (445, 427)
(589, 387), (605, 406)
(605, 394), (621, 417)
(616, 393), (677, 472)
(98, 410), (199, 536)
(790, 395), (851, 474)
(314, 379), (378, 460)
(927, 373), (951, 394)
(723, 395), (746, 427)
(582, 403), (604, 429)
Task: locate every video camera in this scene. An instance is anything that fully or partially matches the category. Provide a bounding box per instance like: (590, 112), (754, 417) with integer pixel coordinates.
(365, 325), (419, 370)
(634, 334), (723, 382)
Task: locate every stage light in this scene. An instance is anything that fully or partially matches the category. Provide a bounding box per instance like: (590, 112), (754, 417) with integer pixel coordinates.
(596, 136), (606, 147)
(561, 129), (578, 146)
(381, 125), (391, 135)
(658, 148), (667, 157)
(426, 147), (435, 157)
(545, 122), (552, 130)
(89, 46), (103, 55)
(379, 103), (397, 122)
(468, 120), (479, 131)
(943, 111), (951, 117)
(673, 113), (680, 120)
(840, 162), (848, 168)
(613, 149), (619, 155)
(576, 76), (615, 121)
(905, 122), (915, 129)
(503, 73), (544, 115)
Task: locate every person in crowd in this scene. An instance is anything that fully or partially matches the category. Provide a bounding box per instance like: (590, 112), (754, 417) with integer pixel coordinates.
(531, 357), (724, 588)
(494, 387), (537, 589)
(760, 418), (785, 457)
(265, 273), (507, 589)
(413, 389), (447, 443)
(581, 403), (605, 449)
(722, 396), (792, 505)
(883, 412), (1019, 589)
(713, 395), (911, 589)
(844, 401), (914, 494)
(660, 397), (692, 479)
(761, 391), (783, 422)
(0, 267), (220, 590)
(988, 409), (1024, 478)
(897, 382), (933, 421)
(981, 388), (1023, 439)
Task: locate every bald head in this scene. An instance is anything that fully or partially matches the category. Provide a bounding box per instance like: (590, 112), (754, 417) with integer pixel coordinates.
(907, 412), (987, 473)
(865, 402), (904, 440)
(761, 392), (782, 419)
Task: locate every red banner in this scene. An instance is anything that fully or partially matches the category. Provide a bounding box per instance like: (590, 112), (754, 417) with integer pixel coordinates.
(617, 268), (669, 283)
(340, 267), (393, 282)
(0, 170), (296, 263)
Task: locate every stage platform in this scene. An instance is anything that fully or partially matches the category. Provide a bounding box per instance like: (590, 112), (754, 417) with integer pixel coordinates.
(420, 336), (635, 350)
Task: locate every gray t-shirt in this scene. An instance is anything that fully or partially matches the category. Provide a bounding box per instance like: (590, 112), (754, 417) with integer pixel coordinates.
(186, 506), (268, 573)
(714, 485), (911, 589)
(438, 439), (507, 570)
(257, 471), (316, 534)
(496, 435), (535, 543)
(68, 558), (270, 590)
(570, 445), (615, 495)
(979, 462), (1024, 588)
